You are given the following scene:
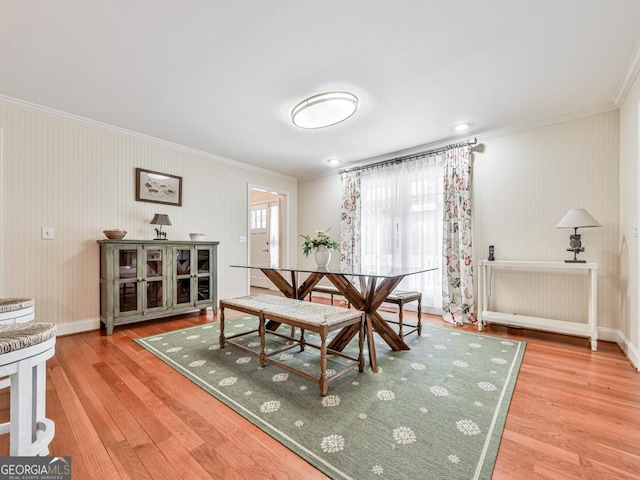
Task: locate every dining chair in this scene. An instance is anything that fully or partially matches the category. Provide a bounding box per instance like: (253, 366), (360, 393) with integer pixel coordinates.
(308, 284), (350, 307)
(382, 290), (422, 337)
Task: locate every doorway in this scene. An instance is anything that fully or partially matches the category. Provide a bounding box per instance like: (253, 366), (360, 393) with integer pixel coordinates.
(249, 188), (286, 289)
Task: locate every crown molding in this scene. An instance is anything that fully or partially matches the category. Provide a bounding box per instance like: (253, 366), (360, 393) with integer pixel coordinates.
(614, 37), (640, 107)
(0, 94), (296, 182)
(473, 104), (619, 142)
(319, 104), (619, 182)
(1, 92), (620, 184)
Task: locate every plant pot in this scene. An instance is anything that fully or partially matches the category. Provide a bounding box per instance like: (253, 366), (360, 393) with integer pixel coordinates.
(314, 245), (331, 268)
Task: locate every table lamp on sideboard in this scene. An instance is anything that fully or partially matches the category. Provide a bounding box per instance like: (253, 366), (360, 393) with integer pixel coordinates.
(555, 208), (600, 263)
(150, 213), (171, 240)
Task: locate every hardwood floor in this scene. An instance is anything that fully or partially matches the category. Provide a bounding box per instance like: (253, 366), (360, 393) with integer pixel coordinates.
(1, 305), (639, 479)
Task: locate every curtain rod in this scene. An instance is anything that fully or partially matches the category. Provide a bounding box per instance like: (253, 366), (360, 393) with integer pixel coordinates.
(338, 137), (478, 175)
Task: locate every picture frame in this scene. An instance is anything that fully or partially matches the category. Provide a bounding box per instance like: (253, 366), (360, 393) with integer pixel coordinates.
(135, 168), (182, 206)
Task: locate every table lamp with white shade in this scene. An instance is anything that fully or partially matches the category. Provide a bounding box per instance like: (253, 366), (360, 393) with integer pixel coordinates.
(555, 208), (601, 263)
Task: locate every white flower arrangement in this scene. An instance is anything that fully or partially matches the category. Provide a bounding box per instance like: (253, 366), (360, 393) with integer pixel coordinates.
(300, 228), (340, 256)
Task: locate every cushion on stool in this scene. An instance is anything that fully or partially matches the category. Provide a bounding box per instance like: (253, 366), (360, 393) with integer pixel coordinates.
(386, 290), (422, 303)
(311, 285), (340, 294)
(0, 298), (34, 314)
(0, 298), (35, 325)
(0, 323), (57, 355)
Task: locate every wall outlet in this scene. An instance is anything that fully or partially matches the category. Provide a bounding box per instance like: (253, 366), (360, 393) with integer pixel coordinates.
(42, 227), (54, 240)
(239, 236), (246, 244)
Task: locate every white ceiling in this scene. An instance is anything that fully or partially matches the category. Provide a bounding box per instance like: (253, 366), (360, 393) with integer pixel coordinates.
(2, 1), (640, 179)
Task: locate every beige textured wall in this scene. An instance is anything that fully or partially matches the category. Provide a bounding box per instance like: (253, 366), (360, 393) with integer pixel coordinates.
(0, 99), (298, 334)
(299, 111), (621, 334)
(619, 72), (640, 356)
(297, 173), (343, 269)
(473, 111), (619, 331)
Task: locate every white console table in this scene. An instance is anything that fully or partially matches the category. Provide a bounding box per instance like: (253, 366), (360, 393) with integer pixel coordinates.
(477, 260), (598, 351)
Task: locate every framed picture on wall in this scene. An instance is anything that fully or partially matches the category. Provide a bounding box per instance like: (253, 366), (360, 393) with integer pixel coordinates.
(135, 168), (183, 206)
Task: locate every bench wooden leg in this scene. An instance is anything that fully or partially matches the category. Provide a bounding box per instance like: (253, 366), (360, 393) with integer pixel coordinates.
(398, 300), (405, 337)
(259, 312), (267, 368)
(219, 306), (226, 348)
(365, 313), (378, 372)
(299, 329), (306, 352)
(319, 333), (328, 396)
(358, 314), (364, 372)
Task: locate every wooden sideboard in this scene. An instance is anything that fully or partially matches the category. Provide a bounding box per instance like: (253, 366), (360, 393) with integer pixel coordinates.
(98, 239), (219, 335)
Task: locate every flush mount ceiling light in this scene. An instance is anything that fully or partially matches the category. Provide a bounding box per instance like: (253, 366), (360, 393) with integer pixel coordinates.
(291, 91), (358, 129)
(327, 159), (342, 166)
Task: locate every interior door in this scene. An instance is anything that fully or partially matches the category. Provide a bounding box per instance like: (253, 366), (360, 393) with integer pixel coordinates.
(250, 202), (272, 288)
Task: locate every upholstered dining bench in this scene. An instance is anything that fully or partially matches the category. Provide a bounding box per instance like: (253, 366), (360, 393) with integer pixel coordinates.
(219, 294), (364, 396)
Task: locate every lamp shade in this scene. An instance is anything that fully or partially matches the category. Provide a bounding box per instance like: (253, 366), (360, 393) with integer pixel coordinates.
(555, 209), (600, 229)
(150, 214), (171, 226)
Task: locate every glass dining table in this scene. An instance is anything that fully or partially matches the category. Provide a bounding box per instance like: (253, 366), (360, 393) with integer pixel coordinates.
(230, 263), (437, 373)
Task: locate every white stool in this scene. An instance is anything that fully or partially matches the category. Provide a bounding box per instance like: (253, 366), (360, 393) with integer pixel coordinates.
(0, 298), (35, 325)
(0, 298), (37, 418)
(0, 322), (56, 456)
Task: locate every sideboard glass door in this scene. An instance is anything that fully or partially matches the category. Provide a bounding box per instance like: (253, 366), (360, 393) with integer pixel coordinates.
(116, 248), (139, 314)
(196, 247), (214, 305)
(175, 248), (192, 306)
(145, 248), (165, 311)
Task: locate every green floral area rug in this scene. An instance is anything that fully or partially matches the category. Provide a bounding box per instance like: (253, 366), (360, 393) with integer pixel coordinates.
(136, 317), (525, 480)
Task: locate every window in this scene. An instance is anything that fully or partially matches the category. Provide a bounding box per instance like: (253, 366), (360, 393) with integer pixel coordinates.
(251, 207), (267, 230)
(360, 155), (444, 312)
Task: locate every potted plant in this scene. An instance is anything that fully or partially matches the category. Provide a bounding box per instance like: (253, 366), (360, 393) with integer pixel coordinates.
(301, 228), (340, 267)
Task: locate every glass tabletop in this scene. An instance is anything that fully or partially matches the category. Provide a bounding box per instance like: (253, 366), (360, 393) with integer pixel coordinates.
(230, 263), (438, 278)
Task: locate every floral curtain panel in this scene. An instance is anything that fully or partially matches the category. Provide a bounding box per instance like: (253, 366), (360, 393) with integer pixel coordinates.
(442, 146), (475, 325)
(339, 172), (361, 270)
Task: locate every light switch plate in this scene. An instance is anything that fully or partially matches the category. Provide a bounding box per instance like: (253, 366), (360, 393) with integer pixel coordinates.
(42, 227), (54, 240)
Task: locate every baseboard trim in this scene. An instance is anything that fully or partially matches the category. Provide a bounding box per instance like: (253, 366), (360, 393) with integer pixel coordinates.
(623, 341), (640, 371)
(614, 329), (639, 370)
(598, 326), (639, 370)
(56, 318), (101, 336)
(597, 326), (620, 343)
(51, 318), (640, 371)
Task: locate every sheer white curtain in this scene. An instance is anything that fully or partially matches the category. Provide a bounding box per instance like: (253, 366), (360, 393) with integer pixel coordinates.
(360, 154), (445, 312)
